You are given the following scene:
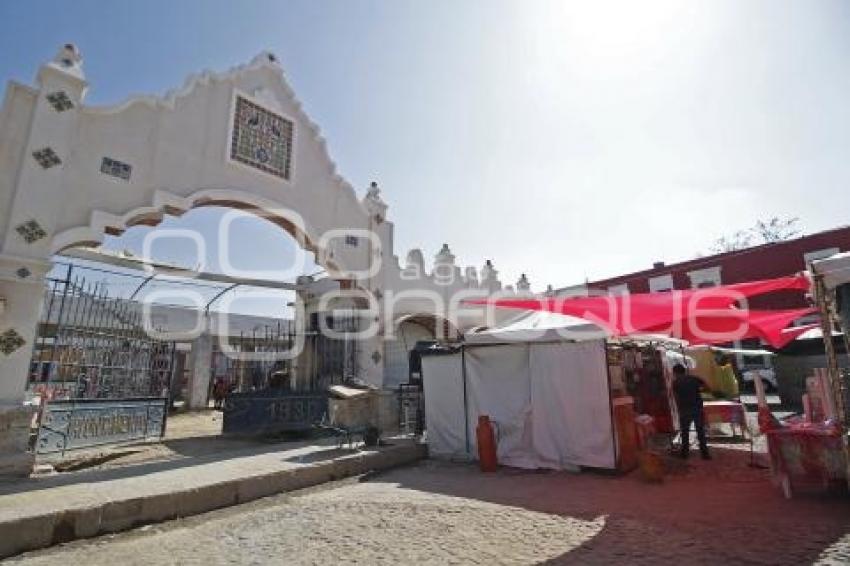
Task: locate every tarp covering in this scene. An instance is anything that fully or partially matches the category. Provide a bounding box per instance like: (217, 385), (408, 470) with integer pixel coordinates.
(529, 341), (615, 469)
(465, 310), (606, 344)
(421, 353), (467, 459)
(469, 275), (814, 348)
(639, 307), (817, 348)
(812, 252), (850, 291)
(421, 339), (615, 470)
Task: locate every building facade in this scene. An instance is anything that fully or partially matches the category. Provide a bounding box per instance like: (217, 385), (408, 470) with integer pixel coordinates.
(0, 45), (534, 475)
(579, 225), (850, 310)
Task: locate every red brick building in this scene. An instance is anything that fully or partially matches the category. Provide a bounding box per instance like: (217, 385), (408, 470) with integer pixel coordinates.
(584, 225), (850, 310)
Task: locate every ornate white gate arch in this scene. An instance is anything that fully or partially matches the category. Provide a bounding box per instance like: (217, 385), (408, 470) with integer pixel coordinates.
(0, 45), (521, 475)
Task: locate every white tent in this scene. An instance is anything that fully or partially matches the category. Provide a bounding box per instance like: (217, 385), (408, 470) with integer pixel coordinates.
(421, 311), (617, 471)
(465, 310), (608, 344)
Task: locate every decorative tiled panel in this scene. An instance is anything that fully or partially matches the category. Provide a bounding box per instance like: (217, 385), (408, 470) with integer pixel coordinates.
(46, 91), (74, 112)
(100, 157), (132, 181)
(230, 95), (293, 180)
(32, 147), (62, 169)
(0, 329), (25, 356)
(15, 219), (48, 243)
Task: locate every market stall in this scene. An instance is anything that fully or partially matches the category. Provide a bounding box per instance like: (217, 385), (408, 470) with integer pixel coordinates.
(766, 253), (850, 497)
(687, 345), (769, 439)
(469, 275), (831, 487)
(421, 310), (696, 472)
(421, 311), (617, 471)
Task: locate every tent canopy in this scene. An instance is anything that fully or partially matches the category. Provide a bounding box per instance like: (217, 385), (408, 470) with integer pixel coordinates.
(465, 310), (606, 344)
(465, 310), (690, 346)
(468, 275), (815, 349)
(421, 339), (616, 470)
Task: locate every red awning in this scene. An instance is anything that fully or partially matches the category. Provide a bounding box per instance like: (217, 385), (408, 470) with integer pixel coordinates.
(469, 275), (814, 348)
(637, 307), (817, 348)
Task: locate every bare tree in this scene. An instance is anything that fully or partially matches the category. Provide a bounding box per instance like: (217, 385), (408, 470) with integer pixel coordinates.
(754, 217), (800, 243)
(709, 216), (801, 254)
(710, 230), (754, 253)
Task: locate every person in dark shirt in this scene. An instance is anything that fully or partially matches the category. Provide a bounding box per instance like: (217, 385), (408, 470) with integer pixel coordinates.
(672, 363), (710, 460)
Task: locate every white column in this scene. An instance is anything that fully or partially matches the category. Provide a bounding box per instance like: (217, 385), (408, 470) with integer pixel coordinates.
(0, 46), (87, 476)
(363, 182), (390, 388)
(0, 256), (51, 475)
(358, 334), (385, 389)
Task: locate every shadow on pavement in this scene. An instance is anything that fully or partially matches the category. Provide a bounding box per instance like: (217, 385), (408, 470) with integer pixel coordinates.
(366, 446), (850, 565)
(0, 436), (340, 497)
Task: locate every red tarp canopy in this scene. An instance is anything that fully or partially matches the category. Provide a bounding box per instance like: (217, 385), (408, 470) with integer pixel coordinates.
(469, 275), (815, 348)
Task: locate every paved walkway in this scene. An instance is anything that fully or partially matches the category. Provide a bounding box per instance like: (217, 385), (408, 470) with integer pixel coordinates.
(8, 456), (850, 565)
(0, 436), (425, 558)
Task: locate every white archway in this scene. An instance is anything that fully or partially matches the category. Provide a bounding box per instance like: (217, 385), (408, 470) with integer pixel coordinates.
(0, 45), (518, 476)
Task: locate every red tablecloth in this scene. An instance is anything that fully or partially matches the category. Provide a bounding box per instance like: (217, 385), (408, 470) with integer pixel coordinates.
(765, 427), (846, 483)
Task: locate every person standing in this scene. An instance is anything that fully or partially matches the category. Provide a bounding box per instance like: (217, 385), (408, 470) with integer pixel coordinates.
(672, 363), (710, 460)
(212, 377), (226, 410)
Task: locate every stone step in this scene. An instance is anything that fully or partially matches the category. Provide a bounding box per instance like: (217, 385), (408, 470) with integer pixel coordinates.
(0, 439), (426, 559)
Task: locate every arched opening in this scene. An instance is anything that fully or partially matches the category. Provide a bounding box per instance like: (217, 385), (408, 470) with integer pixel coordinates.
(382, 313), (462, 390)
(30, 201), (367, 448)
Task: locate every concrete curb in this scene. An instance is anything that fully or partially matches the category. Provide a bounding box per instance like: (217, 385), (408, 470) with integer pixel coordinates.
(0, 442), (426, 559)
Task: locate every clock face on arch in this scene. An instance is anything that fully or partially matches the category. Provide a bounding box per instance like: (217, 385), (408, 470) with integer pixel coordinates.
(230, 95), (294, 180)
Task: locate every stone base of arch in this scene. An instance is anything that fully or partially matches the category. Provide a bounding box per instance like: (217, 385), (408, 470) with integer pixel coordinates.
(0, 407), (35, 476)
(0, 254), (52, 476)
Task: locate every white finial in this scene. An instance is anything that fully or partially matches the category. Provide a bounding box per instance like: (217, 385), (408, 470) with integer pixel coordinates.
(481, 259), (501, 293)
(363, 181), (388, 220)
(516, 273), (531, 292)
(434, 243), (455, 265)
(402, 248), (425, 279)
(50, 43), (85, 80)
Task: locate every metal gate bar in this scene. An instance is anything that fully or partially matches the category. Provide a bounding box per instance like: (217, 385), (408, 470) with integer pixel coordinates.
(29, 264), (176, 454)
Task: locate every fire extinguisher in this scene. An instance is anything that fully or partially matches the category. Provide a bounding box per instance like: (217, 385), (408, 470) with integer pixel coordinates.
(476, 415), (498, 472)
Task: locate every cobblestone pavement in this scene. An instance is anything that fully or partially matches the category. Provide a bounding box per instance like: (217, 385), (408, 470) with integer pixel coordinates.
(10, 449), (850, 565)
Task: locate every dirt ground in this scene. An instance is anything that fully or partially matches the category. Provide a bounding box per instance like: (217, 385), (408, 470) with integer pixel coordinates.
(13, 441), (850, 566)
(161, 410), (223, 439)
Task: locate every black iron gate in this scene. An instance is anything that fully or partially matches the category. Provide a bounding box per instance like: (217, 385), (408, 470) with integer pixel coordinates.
(30, 266), (175, 455)
(221, 312), (361, 434)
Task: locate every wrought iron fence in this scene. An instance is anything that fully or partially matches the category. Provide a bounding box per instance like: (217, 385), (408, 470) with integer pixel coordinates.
(214, 320), (299, 393)
(213, 313), (360, 393)
(218, 313), (361, 435)
(307, 312), (361, 391)
(29, 267), (175, 402)
(29, 265), (176, 454)
(398, 383), (424, 436)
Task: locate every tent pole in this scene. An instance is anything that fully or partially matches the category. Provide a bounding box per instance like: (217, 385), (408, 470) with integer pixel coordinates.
(813, 274), (848, 426)
(604, 341), (618, 468)
(812, 272), (850, 492)
(462, 345), (470, 457)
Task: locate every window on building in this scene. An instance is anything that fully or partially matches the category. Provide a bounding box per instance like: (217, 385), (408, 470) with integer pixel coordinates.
(648, 274), (673, 293)
(687, 266), (722, 289)
(608, 283), (629, 296)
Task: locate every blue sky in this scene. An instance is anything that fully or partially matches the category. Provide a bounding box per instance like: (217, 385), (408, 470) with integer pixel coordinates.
(2, 0), (849, 301)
